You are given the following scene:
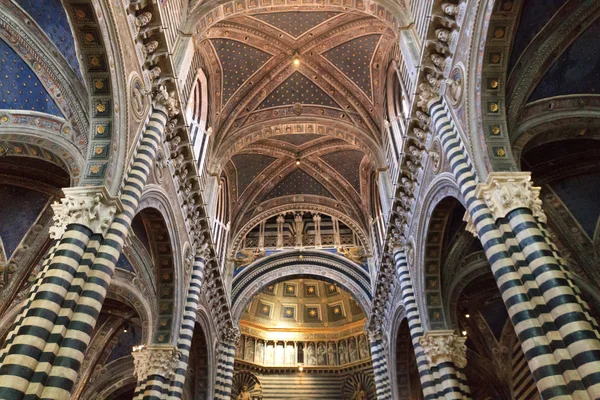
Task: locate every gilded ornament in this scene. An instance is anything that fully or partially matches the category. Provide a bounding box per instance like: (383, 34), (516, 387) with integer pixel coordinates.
(90, 165), (100, 174)
(489, 103), (499, 112)
(96, 125), (105, 134)
(491, 126), (501, 135)
(0, 116), (8, 122)
(96, 102), (106, 113)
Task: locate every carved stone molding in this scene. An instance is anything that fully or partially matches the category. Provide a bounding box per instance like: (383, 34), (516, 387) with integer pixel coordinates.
(50, 186), (123, 238)
(475, 172), (546, 222)
(132, 344), (181, 381)
(418, 330), (467, 368)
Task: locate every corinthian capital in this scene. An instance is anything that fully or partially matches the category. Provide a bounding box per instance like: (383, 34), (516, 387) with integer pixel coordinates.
(418, 330), (467, 368)
(222, 326), (241, 345)
(50, 187), (121, 239)
(132, 345), (181, 381)
(475, 172), (546, 222)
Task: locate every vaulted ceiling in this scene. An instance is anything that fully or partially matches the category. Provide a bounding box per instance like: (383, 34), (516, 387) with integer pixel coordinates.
(197, 9), (396, 235)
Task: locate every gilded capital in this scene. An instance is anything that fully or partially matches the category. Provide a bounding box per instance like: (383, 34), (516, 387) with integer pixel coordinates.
(418, 330), (467, 368)
(475, 172), (546, 222)
(132, 344), (181, 381)
(50, 187), (121, 239)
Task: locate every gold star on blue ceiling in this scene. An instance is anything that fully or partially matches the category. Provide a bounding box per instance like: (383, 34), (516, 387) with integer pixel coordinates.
(323, 34), (381, 98)
(252, 12), (340, 38)
(211, 39), (272, 105)
(259, 71), (339, 109)
(0, 39), (63, 117)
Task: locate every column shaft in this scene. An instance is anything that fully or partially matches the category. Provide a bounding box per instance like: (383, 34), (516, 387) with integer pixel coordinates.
(0, 240), (59, 363)
(394, 250), (444, 400)
(429, 99), (574, 399)
(0, 224), (93, 399)
(368, 329), (393, 400)
(36, 105), (168, 400)
(214, 339), (236, 400)
(506, 208), (600, 397)
(165, 257), (206, 399)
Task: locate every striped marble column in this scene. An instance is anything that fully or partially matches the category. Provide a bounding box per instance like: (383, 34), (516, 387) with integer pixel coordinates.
(0, 224), (94, 399)
(132, 344), (181, 400)
(476, 173), (600, 398)
(214, 328), (239, 400)
(35, 104), (170, 400)
(428, 98), (577, 399)
(0, 240), (59, 364)
(393, 249), (443, 400)
(165, 255), (207, 399)
(367, 325), (393, 400)
(418, 330), (468, 400)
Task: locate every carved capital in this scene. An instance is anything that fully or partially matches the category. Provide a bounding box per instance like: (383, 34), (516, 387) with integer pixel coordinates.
(50, 187), (121, 239)
(418, 330), (467, 368)
(222, 326), (241, 345)
(131, 344), (181, 381)
(475, 172), (546, 222)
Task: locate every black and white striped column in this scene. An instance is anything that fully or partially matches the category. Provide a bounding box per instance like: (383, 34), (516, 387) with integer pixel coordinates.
(213, 328), (239, 400)
(368, 325), (393, 400)
(428, 99), (575, 399)
(165, 255), (207, 399)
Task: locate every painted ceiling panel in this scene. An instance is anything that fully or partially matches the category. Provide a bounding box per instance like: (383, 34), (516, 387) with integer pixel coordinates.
(272, 134), (325, 146)
(231, 154), (277, 195)
(262, 168), (334, 201)
(0, 184), (49, 260)
(508, 0), (568, 72)
(0, 39), (63, 117)
(323, 34), (381, 98)
(550, 173), (600, 239)
(320, 150), (364, 192)
(480, 301), (509, 341)
(259, 71), (338, 109)
(528, 18), (600, 102)
(211, 39), (272, 105)
(14, 0), (82, 78)
(252, 12), (340, 38)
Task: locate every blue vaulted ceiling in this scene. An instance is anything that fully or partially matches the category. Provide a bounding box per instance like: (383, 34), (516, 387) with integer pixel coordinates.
(14, 0), (82, 79)
(263, 169), (334, 201)
(0, 38), (63, 117)
(259, 71), (339, 109)
(528, 17), (600, 102)
(252, 12), (340, 38)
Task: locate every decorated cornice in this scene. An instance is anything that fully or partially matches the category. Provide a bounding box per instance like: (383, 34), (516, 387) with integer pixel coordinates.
(120, 2), (236, 342)
(368, 0), (464, 328)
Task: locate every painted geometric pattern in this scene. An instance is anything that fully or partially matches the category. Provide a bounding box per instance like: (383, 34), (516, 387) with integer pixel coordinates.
(323, 34), (381, 97)
(252, 12), (340, 38)
(211, 39), (272, 105)
(14, 0), (82, 77)
(0, 39), (63, 117)
(320, 150), (364, 192)
(273, 134), (324, 146)
(259, 71), (338, 109)
(262, 168), (334, 201)
(231, 154), (277, 195)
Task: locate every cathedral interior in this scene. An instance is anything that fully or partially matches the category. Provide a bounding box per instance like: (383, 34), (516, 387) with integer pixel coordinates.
(0, 0), (599, 399)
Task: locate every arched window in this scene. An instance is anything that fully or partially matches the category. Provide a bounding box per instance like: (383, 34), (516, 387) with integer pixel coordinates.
(186, 69), (211, 176)
(370, 174), (385, 260)
(213, 176), (230, 270)
(384, 62), (408, 183)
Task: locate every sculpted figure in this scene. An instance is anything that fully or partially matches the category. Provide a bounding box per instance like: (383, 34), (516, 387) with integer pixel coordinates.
(351, 385), (368, 400)
(317, 342), (326, 365)
(327, 342), (336, 365)
(306, 342), (317, 365)
(348, 338), (358, 362)
(338, 340), (349, 365)
(436, 29), (451, 43)
(359, 335), (370, 359)
(237, 385), (252, 400)
(143, 40), (159, 58)
(135, 12), (152, 34)
(441, 3), (458, 15)
(245, 337), (254, 362)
